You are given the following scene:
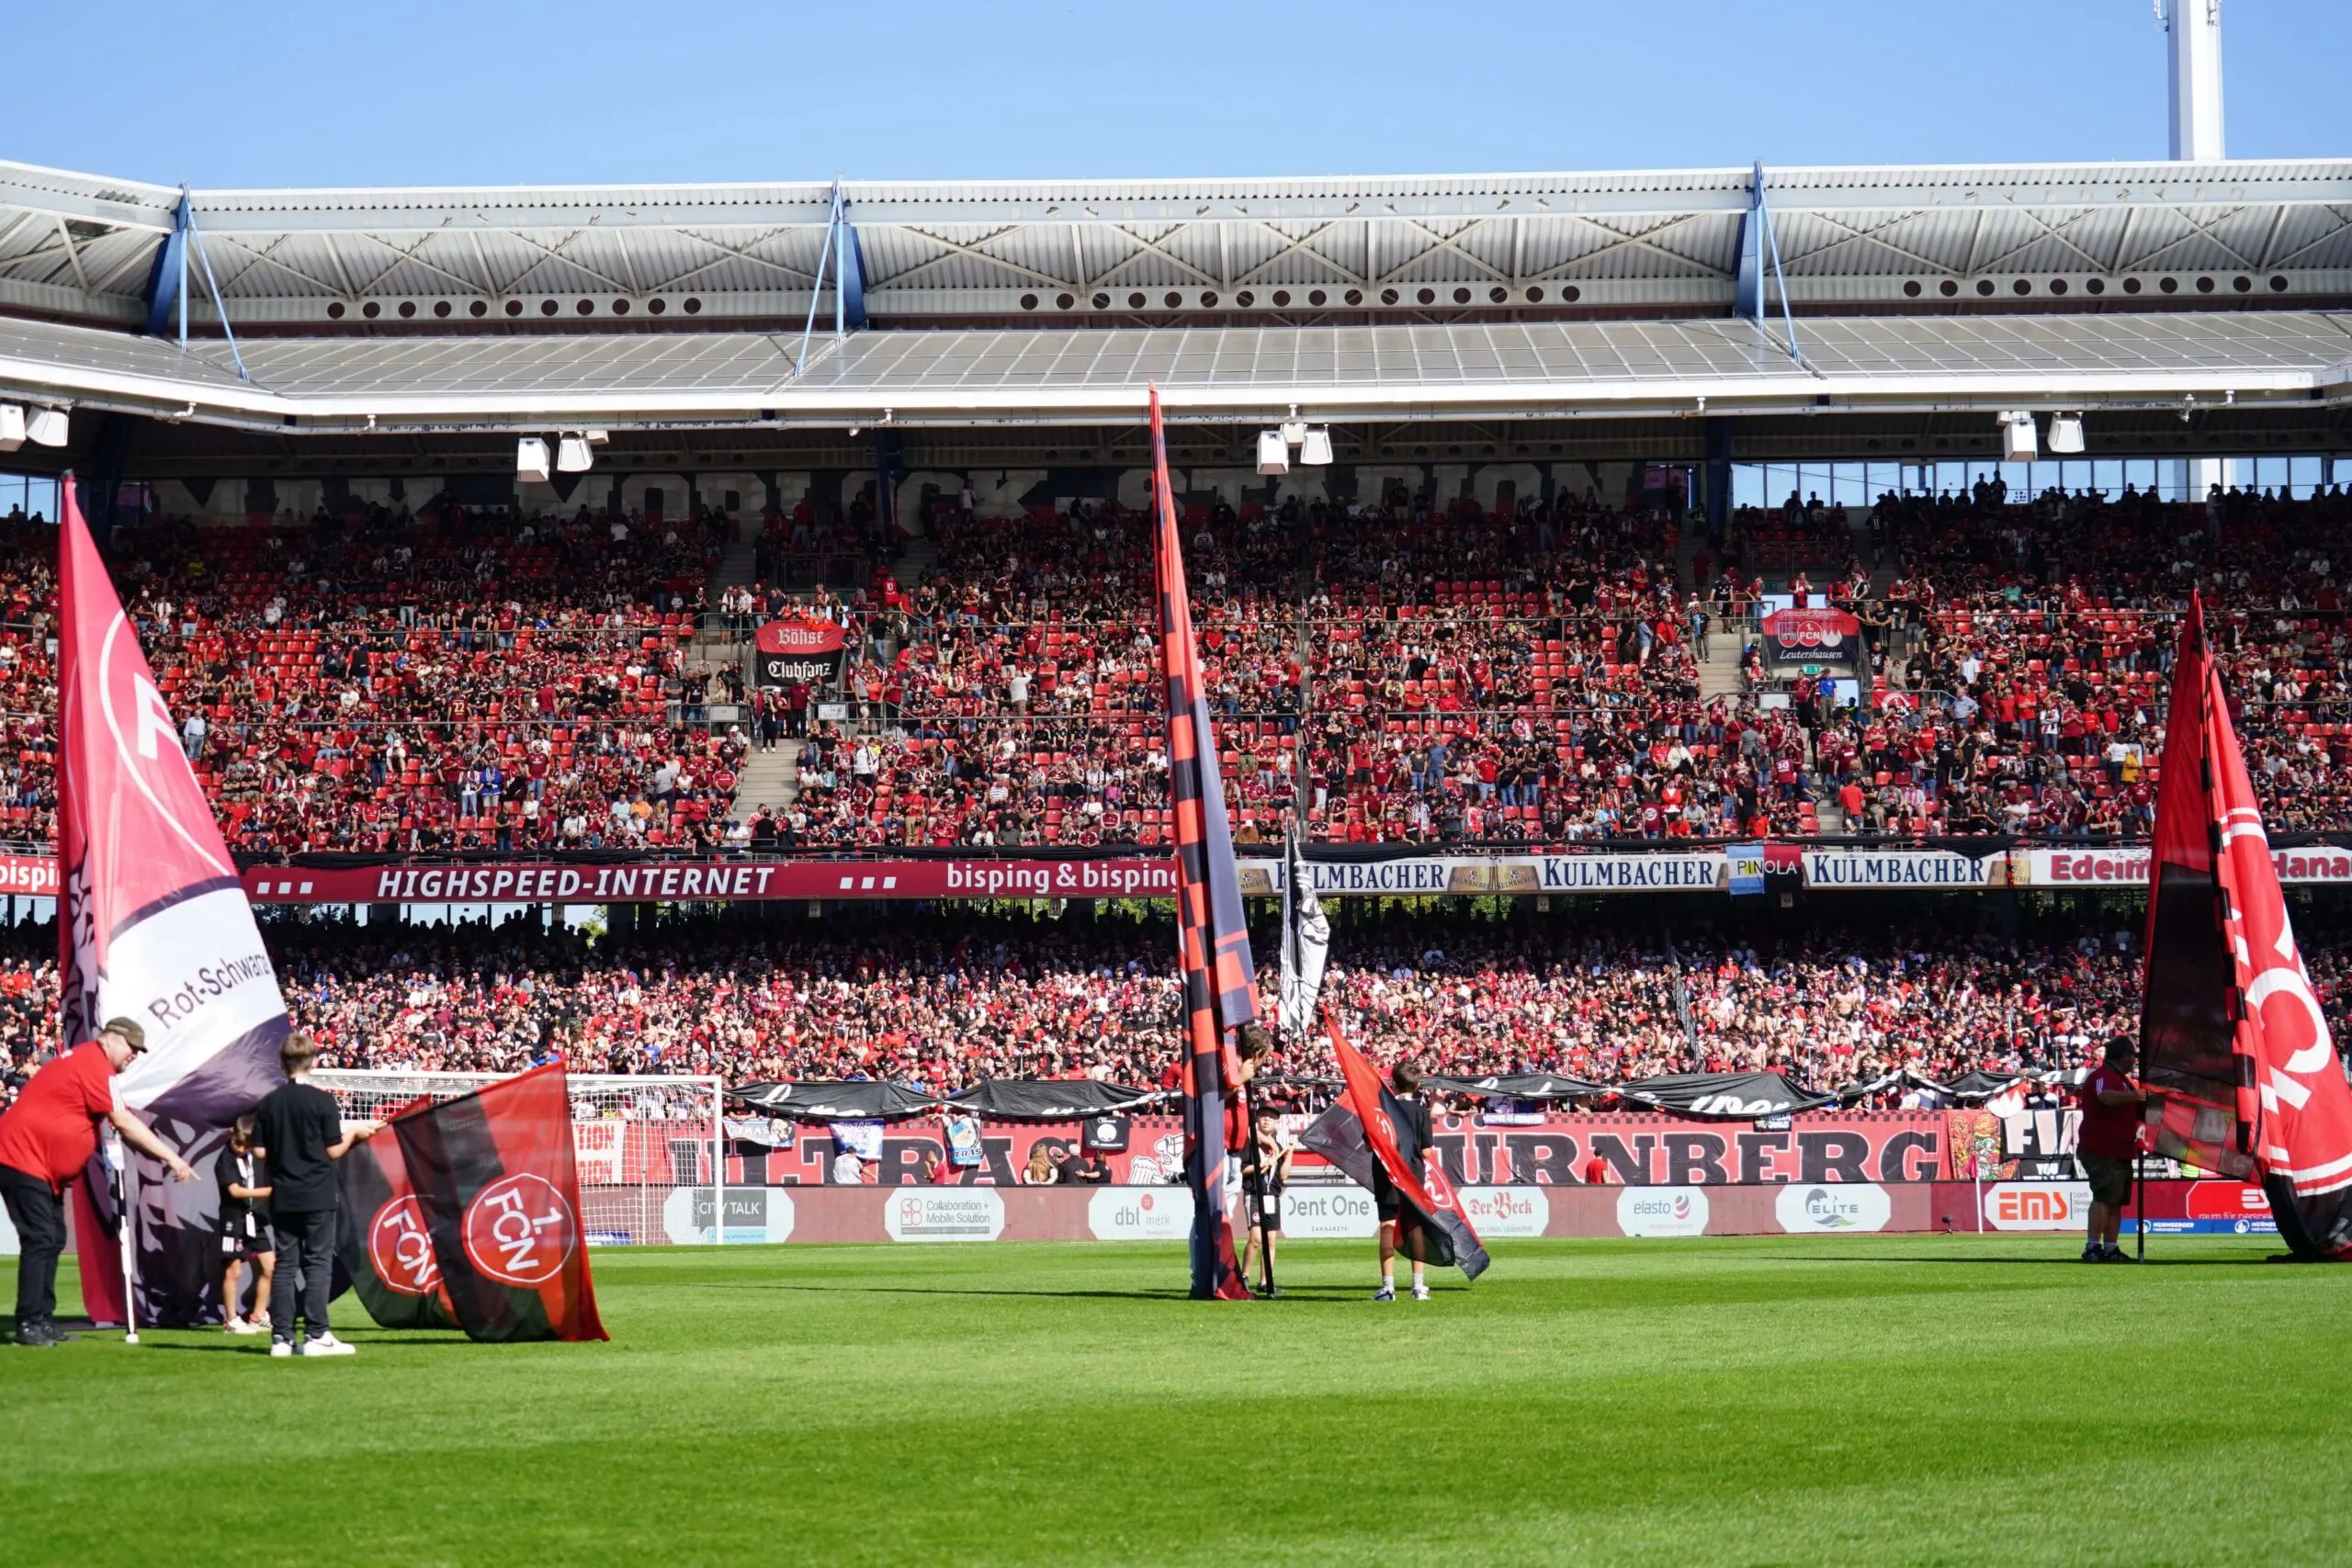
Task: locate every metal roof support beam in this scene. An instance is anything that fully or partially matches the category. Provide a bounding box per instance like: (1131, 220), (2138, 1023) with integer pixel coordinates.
(141, 192), (191, 340)
(181, 200), (249, 380)
(1735, 162), (1803, 367)
(795, 194), (840, 375)
(835, 184), (866, 335)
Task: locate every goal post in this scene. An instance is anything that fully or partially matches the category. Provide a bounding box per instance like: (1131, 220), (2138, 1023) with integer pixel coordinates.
(311, 1070), (728, 1247)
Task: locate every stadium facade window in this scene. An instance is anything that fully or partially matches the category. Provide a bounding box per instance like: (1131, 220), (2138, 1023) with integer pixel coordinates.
(2123, 277), (2143, 294)
(469, 299), (489, 317)
(1525, 285), (1544, 302)
(2271, 275), (2290, 291)
(361, 301), (380, 318)
(1417, 288), (1435, 305)
(1939, 279), (1959, 297)
(539, 299), (559, 316)
(684, 298), (701, 313)
(576, 299), (594, 315)
(1307, 289), (1326, 306)
(326, 302), (345, 319)
(2159, 276), (2178, 293)
(1344, 288), (1363, 305)
(505, 299), (524, 315)
(611, 299), (629, 315)
(398, 300), (417, 318)
(1903, 280), (1922, 297)
(433, 300), (451, 318)
(1453, 287), (1472, 304)
(1129, 292), (1148, 309)
(2086, 277), (2106, 294)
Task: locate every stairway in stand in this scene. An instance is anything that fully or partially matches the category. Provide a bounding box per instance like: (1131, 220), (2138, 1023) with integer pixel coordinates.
(730, 739), (802, 822)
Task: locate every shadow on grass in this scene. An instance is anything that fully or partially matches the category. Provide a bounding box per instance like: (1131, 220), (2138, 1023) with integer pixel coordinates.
(733, 1280), (1410, 1303)
(1804, 1252), (2290, 1268)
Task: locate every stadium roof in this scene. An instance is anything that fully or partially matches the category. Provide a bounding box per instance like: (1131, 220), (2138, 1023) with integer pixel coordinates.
(9, 157), (2352, 332)
(3, 309), (2350, 432)
(6, 157), (2352, 437)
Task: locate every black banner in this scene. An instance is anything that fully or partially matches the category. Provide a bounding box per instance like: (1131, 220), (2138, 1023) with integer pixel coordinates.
(1616, 1071), (1835, 1118)
(946, 1079), (1170, 1121)
(730, 1079), (944, 1121)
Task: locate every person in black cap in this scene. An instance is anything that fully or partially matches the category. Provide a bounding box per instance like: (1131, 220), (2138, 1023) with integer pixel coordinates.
(0, 1019), (196, 1347)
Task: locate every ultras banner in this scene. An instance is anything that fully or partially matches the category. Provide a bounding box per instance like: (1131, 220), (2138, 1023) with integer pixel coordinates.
(752, 615), (849, 688)
(390, 1062), (608, 1342)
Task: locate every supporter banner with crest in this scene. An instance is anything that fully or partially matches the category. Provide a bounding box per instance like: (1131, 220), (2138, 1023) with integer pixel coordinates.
(1761, 607), (1860, 666)
(56, 477), (292, 1327)
(390, 1062), (608, 1342)
(752, 615), (849, 687)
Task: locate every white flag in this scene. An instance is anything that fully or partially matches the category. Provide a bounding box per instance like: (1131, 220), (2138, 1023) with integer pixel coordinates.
(1277, 836), (1329, 1037)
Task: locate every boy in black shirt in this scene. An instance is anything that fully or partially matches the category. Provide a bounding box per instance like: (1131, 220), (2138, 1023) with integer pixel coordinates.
(214, 1114), (275, 1335)
(1372, 1059), (1433, 1303)
(252, 1033), (381, 1358)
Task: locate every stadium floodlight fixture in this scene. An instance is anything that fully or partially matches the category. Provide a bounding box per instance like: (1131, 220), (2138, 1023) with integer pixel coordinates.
(0, 404), (22, 452)
(1256, 429), (1290, 476)
(515, 436), (552, 484)
(2047, 413), (2086, 455)
(26, 407), (68, 448)
(2000, 412), (2038, 463)
(556, 434), (594, 473)
(1279, 408), (1308, 447)
(1299, 427), (1334, 466)
(585, 429), (611, 446)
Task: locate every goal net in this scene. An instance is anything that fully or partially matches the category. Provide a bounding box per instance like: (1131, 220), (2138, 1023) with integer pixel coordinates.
(311, 1070), (726, 1247)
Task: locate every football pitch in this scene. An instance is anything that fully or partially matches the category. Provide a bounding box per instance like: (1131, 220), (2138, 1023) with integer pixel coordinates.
(5, 1234), (2348, 1566)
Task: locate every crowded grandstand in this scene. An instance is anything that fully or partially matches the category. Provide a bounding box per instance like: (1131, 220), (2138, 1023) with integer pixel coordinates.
(6, 147), (2352, 1126)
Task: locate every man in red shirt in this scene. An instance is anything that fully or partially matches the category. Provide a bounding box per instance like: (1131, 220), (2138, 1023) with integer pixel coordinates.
(2074, 1036), (2146, 1264)
(0, 1018), (197, 1346)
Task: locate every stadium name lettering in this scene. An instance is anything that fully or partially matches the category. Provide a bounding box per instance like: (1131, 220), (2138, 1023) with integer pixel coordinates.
(943, 862), (1178, 897)
(1804, 853), (1994, 888)
(145, 949), (279, 1026)
(1536, 856), (1718, 890)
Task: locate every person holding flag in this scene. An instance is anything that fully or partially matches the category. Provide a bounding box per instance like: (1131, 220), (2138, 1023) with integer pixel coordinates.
(1371, 1059), (1434, 1302)
(1302, 1021), (1489, 1298)
(0, 1020), (197, 1347)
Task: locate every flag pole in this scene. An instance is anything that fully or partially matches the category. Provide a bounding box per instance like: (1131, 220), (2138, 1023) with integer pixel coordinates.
(108, 1130), (140, 1344)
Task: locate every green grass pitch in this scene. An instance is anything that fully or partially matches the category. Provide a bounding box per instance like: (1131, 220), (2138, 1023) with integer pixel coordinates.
(5, 1235), (2348, 1565)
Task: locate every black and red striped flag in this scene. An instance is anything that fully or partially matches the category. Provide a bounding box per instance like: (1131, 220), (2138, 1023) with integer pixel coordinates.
(2141, 592), (2352, 1258)
(1305, 1017), (1488, 1280)
(390, 1063), (608, 1341)
(1151, 388), (1261, 1301)
(335, 1096), (458, 1330)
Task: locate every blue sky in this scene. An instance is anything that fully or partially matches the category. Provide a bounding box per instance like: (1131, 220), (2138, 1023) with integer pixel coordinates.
(10, 2), (2352, 187)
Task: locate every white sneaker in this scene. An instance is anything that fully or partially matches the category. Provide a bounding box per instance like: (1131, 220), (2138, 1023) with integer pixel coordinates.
(301, 1333), (356, 1358)
(224, 1317), (258, 1336)
(1411, 1282), (1431, 1301)
(249, 1310), (272, 1330)
(268, 1339), (295, 1359)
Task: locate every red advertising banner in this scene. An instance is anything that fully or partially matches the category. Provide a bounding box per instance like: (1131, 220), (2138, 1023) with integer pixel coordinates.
(243, 857), (1183, 905)
(0, 853), (57, 897)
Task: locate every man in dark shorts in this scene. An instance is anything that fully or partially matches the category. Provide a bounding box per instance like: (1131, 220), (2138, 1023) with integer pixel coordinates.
(2075, 1037), (2146, 1263)
(1238, 1111), (1292, 1296)
(1373, 1059), (1433, 1302)
(215, 1114), (275, 1334)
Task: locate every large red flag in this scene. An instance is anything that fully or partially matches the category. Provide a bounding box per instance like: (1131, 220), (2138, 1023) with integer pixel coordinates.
(390, 1062), (607, 1341)
(56, 475), (290, 1324)
(2141, 593), (2352, 1258)
(1151, 389), (1259, 1301)
(1301, 1018), (1489, 1280)
(335, 1096), (459, 1330)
